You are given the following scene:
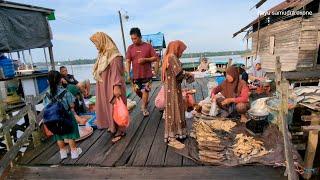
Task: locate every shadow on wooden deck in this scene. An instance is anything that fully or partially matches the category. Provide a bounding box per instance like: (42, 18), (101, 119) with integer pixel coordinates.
(14, 78), (286, 179)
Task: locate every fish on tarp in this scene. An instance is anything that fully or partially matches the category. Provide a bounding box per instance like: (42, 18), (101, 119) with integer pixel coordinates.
(294, 86), (320, 96)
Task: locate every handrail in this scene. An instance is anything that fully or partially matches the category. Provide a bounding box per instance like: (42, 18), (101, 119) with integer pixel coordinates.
(0, 122), (35, 176)
(0, 106), (28, 134)
(0, 93), (46, 177)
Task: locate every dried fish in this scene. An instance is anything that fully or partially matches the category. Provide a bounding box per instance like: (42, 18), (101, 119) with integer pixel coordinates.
(232, 133), (268, 161)
(205, 120), (236, 132)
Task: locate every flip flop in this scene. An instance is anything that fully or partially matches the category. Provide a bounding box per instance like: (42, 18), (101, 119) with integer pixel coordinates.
(111, 133), (126, 143)
(168, 139), (185, 149)
(142, 109), (150, 117)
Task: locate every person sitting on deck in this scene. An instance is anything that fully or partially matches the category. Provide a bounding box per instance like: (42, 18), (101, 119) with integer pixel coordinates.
(65, 84), (90, 125)
(248, 59), (266, 82)
(248, 60), (270, 95)
(59, 66), (91, 98)
(44, 70), (82, 159)
(211, 66), (250, 122)
(197, 58), (209, 72)
(126, 27), (159, 117)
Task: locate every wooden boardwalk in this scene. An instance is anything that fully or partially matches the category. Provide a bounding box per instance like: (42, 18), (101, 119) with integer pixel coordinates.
(11, 78), (286, 179)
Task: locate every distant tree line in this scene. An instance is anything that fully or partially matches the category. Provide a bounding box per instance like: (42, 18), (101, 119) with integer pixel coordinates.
(35, 50), (249, 66)
(181, 50), (249, 58)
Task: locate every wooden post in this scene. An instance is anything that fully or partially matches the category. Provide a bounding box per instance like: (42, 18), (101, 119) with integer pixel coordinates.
(25, 95), (41, 147)
(280, 80), (298, 180)
(227, 58), (233, 68)
(303, 112), (320, 179)
(275, 56), (282, 92)
(3, 127), (13, 151)
(48, 46), (55, 70)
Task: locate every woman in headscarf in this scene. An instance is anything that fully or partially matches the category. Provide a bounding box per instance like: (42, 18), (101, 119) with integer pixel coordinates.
(162, 40), (194, 149)
(211, 66), (249, 122)
(90, 32), (127, 143)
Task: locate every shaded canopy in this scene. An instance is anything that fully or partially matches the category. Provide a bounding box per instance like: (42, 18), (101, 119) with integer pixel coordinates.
(0, 1), (54, 53)
(142, 32), (166, 50)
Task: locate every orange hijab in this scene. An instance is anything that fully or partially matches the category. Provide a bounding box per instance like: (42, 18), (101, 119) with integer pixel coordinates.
(162, 40), (187, 81)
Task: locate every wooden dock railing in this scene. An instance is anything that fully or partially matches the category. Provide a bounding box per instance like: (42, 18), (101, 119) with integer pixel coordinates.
(0, 94), (45, 177)
(275, 56), (298, 180)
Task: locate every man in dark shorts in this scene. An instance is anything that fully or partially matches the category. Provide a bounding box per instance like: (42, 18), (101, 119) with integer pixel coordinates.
(126, 27), (158, 116)
(60, 66), (91, 98)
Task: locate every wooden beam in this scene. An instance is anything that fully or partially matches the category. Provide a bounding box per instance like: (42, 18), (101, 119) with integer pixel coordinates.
(302, 125), (320, 131)
(279, 80), (298, 180)
(0, 123), (35, 176)
(301, 115), (320, 122)
(0, 106), (28, 133)
(303, 112), (319, 179)
(48, 47), (55, 70)
(26, 96), (41, 147)
(275, 56), (282, 92)
(252, 0), (268, 9)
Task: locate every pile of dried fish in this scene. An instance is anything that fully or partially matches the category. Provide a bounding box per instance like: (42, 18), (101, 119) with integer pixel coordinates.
(191, 119), (236, 163)
(206, 119), (236, 132)
(232, 133), (269, 161)
(292, 86), (320, 105)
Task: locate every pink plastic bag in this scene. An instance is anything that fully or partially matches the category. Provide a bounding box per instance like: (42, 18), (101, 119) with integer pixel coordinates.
(155, 86), (165, 109)
(113, 98), (130, 127)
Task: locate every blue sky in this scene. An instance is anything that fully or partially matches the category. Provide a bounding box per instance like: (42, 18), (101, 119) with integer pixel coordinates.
(13, 0), (283, 61)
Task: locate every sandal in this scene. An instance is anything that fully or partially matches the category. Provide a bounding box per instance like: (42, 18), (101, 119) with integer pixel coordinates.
(111, 133), (126, 143)
(142, 109), (150, 117)
(168, 139), (185, 149)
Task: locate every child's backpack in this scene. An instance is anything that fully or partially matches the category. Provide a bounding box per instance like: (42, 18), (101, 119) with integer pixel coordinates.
(43, 90), (73, 135)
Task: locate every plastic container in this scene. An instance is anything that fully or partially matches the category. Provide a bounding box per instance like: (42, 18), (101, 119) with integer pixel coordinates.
(36, 76), (49, 94)
(215, 76), (225, 85)
(266, 97), (294, 125)
(207, 81), (218, 97)
(0, 56), (15, 78)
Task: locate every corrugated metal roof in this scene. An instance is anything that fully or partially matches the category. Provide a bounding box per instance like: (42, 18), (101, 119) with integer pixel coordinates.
(0, 1), (54, 14)
(142, 32), (166, 49)
(233, 0), (313, 37)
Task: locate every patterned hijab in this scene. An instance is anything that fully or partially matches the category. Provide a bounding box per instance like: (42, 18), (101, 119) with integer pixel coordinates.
(90, 32), (122, 82)
(162, 40), (187, 81)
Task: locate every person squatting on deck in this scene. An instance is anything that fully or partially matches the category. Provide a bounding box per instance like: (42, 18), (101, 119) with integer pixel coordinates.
(44, 71), (82, 160)
(162, 40), (195, 149)
(126, 27), (158, 117)
(90, 32), (127, 143)
(59, 66), (91, 98)
(211, 66), (250, 122)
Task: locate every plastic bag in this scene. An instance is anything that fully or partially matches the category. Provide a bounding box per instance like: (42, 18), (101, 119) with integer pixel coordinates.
(155, 86), (165, 109)
(113, 98), (130, 127)
(209, 100), (219, 116)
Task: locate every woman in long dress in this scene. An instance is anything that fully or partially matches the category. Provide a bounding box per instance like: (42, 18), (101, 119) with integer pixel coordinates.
(90, 32), (127, 143)
(162, 40), (194, 149)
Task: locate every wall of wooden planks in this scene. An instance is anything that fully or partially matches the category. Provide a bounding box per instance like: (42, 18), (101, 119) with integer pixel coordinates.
(249, 13), (320, 72)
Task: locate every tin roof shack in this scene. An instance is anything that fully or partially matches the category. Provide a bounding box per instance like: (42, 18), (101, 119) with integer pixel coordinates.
(0, 1), (56, 107)
(234, 0), (320, 82)
(0, 1), (56, 69)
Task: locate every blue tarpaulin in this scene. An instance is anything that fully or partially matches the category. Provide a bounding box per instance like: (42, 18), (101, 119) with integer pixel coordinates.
(142, 32), (166, 49)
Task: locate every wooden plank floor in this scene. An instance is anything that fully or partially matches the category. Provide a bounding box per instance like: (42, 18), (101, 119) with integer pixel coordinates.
(8, 166), (286, 180)
(16, 78), (285, 179)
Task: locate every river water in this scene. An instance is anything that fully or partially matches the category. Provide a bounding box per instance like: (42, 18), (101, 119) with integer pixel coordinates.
(62, 55), (245, 83)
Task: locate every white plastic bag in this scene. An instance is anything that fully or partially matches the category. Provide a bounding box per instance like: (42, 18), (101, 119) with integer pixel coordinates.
(209, 100), (218, 116)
